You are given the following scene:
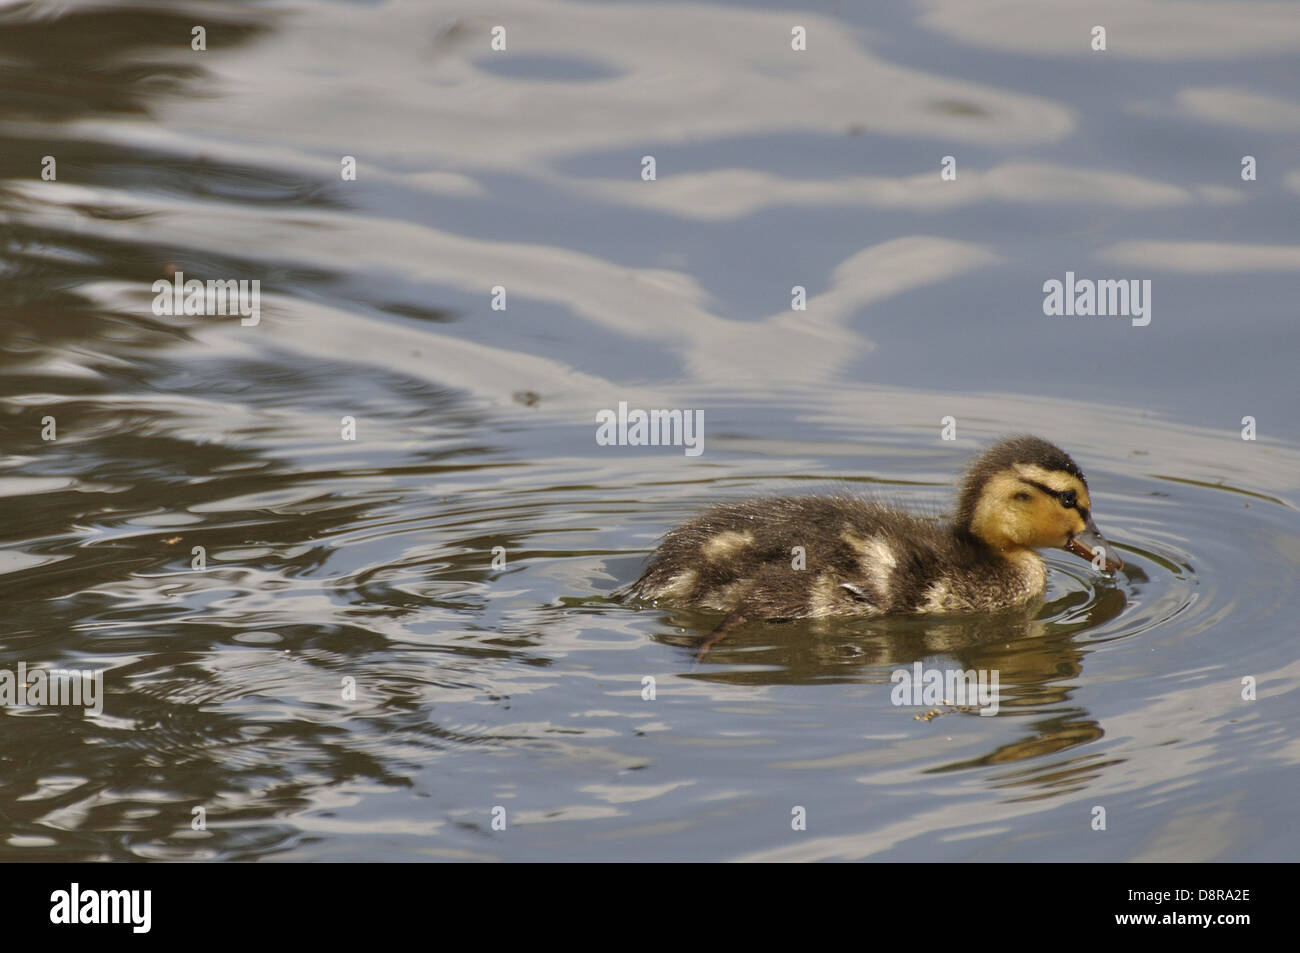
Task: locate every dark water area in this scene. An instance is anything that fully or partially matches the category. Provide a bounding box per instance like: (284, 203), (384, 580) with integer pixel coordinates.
(1, 0), (1298, 861)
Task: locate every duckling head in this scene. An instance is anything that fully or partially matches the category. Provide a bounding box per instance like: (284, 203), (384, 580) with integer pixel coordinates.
(955, 436), (1122, 571)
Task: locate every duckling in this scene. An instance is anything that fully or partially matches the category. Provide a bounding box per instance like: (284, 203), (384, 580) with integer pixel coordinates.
(626, 436), (1121, 651)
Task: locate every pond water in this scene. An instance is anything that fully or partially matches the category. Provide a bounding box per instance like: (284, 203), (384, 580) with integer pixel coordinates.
(1, 0), (1298, 861)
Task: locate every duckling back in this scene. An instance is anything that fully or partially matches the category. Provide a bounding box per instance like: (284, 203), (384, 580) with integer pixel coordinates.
(626, 495), (1045, 619)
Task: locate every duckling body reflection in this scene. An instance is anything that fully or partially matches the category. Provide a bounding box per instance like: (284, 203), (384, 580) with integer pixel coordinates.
(628, 436), (1121, 649)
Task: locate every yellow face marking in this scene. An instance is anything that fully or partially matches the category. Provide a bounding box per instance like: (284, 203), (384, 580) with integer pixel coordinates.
(1011, 463), (1091, 511)
(701, 530), (755, 560)
(971, 467), (1091, 552)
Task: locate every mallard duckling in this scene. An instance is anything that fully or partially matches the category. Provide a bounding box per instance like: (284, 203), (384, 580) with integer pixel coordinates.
(627, 436), (1121, 650)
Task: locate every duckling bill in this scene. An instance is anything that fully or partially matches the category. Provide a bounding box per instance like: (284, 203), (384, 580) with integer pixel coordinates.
(627, 436), (1121, 650)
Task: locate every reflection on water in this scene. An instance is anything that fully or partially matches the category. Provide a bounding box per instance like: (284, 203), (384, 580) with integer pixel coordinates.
(1, 0), (1299, 861)
(645, 540), (1147, 785)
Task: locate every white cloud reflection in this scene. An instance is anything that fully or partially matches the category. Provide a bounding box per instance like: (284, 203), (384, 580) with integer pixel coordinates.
(564, 161), (1235, 221)
(918, 0), (1300, 60)
(150, 0), (1072, 179)
(1171, 87), (1300, 131)
(1099, 241), (1300, 273)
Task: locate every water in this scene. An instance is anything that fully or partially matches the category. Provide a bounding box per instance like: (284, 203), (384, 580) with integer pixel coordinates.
(1, 0), (1298, 861)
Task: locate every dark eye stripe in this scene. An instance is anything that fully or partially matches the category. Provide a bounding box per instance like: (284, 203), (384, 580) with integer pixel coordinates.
(1020, 478), (1087, 517)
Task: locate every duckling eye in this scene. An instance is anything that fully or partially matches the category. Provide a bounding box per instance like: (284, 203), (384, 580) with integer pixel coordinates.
(1059, 489), (1077, 508)
(1013, 491), (1031, 502)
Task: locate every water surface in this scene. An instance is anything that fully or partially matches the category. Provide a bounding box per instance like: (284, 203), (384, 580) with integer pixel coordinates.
(1, 0), (1298, 861)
